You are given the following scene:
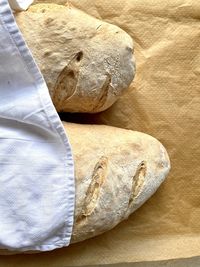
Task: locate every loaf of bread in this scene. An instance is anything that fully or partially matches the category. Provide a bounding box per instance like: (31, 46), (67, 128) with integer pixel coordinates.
(0, 122), (170, 254)
(15, 3), (135, 113)
(64, 122), (170, 243)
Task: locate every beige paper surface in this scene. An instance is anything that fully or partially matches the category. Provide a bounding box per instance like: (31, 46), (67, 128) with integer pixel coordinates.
(1, 0), (199, 265)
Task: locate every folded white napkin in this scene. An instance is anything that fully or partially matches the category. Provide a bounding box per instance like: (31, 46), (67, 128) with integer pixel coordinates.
(0, 0), (75, 252)
(8, 0), (33, 10)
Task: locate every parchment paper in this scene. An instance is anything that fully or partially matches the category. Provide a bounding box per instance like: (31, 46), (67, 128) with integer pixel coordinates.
(0, 0), (199, 266)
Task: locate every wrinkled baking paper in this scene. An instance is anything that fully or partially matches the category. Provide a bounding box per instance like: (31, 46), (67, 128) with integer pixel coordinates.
(0, 0), (199, 266)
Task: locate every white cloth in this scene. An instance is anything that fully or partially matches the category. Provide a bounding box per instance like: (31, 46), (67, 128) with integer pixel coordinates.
(0, 0), (75, 252)
(8, 0), (33, 11)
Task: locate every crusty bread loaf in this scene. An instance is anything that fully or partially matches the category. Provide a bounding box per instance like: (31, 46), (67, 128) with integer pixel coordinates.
(64, 122), (170, 243)
(0, 122), (170, 254)
(15, 3), (135, 113)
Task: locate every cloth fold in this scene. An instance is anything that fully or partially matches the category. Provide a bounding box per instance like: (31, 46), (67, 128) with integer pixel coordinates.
(0, 0), (75, 252)
(8, 0), (33, 11)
